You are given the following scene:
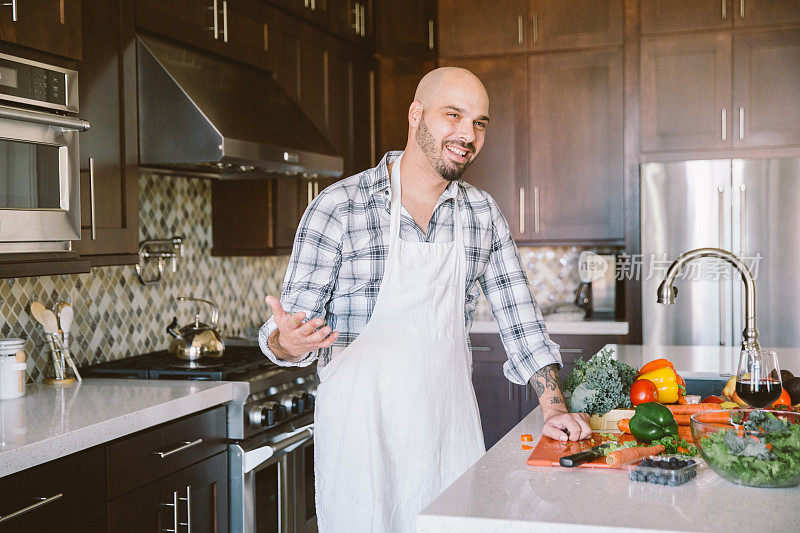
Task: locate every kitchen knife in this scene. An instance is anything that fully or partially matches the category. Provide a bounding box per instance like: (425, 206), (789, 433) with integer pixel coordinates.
(559, 443), (610, 467)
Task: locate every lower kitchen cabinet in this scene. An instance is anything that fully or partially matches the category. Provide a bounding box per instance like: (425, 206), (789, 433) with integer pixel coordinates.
(0, 446), (106, 533)
(41, 505), (108, 533)
(470, 332), (619, 449)
(108, 452), (228, 533)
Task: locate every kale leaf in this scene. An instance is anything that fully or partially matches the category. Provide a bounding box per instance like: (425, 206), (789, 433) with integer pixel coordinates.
(562, 347), (637, 416)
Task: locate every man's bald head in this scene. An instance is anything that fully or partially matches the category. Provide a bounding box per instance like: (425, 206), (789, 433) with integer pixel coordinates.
(413, 67), (488, 108)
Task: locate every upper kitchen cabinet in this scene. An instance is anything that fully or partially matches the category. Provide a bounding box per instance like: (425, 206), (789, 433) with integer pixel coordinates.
(376, 55), (436, 155)
(0, 0), (82, 59)
(528, 48), (624, 243)
(72, 0), (139, 265)
(639, 32), (732, 153)
(330, 0), (374, 48)
(733, 27), (800, 148)
(528, 0), (623, 51)
(276, 0), (332, 31)
(734, 0), (800, 27)
(135, 0), (278, 72)
(441, 56), (528, 242)
(376, 0), (436, 57)
(640, 0), (734, 34)
(438, 0), (529, 57)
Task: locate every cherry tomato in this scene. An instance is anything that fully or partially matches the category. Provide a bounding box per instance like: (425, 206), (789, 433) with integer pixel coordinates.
(771, 388), (792, 408)
(630, 379), (659, 406)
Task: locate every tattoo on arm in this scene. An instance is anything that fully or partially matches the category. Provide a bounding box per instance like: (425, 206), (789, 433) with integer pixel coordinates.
(268, 330), (290, 359)
(530, 363), (561, 397)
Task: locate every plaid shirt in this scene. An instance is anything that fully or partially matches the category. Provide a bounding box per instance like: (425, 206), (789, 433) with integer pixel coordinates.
(259, 151), (561, 385)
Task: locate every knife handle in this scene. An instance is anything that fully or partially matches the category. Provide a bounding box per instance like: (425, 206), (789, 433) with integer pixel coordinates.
(559, 450), (600, 467)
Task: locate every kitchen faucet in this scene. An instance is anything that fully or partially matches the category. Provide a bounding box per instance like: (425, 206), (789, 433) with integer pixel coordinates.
(656, 247), (760, 351)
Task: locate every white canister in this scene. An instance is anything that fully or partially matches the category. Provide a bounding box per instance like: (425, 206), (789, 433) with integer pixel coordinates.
(0, 338), (27, 400)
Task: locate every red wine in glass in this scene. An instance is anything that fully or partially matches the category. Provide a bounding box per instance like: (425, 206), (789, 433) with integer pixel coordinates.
(735, 379), (782, 408)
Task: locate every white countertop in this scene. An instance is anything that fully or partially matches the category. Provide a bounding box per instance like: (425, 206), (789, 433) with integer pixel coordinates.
(0, 379), (249, 478)
(418, 345), (800, 532)
(472, 319), (629, 336)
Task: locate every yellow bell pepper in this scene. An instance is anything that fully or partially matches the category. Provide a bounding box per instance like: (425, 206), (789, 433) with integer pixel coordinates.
(638, 366), (681, 404)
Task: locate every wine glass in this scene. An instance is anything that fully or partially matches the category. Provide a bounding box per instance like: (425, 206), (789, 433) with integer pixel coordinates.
(736, 349), (782, 408)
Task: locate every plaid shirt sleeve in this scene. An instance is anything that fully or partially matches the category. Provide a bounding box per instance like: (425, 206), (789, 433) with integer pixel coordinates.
(258, 188), (343, 367)
(478, 197), (562, 385)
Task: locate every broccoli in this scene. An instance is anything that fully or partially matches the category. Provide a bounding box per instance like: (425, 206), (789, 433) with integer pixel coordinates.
(562, 347), (637, 416)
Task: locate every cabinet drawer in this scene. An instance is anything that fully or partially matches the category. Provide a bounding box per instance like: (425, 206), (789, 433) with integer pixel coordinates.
(0, 446), (105, 532)
(107, 406), (227, 498)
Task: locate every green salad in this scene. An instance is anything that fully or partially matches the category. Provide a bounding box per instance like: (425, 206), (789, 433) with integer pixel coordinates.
(700, 410), (800, 487)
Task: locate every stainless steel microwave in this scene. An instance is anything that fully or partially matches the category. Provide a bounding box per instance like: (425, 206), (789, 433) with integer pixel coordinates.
(0, 52), (89, 253)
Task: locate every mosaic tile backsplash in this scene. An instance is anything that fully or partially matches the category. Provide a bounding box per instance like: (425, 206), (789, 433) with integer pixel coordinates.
(0, 173), (616, 382)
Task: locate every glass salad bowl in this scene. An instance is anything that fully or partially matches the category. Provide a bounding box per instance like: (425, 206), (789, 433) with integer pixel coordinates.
(690, 409), (800, 488)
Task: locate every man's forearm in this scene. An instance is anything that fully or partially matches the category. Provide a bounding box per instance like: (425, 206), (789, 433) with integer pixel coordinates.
(529, 363), (568, 418)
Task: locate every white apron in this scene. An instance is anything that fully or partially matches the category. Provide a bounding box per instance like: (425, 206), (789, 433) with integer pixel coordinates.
(314, 155), (486, 533)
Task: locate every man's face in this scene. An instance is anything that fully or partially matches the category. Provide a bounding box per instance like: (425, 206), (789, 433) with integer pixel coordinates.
(413, 77), (489, 182)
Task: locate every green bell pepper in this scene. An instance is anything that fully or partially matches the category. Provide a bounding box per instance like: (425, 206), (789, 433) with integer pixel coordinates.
(628, 402), (679, 443)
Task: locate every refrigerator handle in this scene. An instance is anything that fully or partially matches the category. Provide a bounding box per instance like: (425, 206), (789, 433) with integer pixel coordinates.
(718, 186), (727, 346)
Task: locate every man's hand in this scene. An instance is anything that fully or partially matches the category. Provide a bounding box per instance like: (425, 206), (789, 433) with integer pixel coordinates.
(529, 363), (592, 441)
(266, 296), (339, 361)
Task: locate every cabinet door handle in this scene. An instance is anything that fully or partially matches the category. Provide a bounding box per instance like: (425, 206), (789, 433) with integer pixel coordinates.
(360, 3), (366, 37)
(739, 185), (746, 254)
(1, 0), (16, 21)
(740, 0), (745, 19)
(532, 13), (539, 44)
(428, 19), (434, 50)
(721, 107), (727, 141)
(179, 486), (192, 532)
(470, 346), (492, 352)
(533, 186), (540, 233)
(0, 493), (63, 524)
(161, 491), (178, 533)
(519, 187), (525, 234)
(524, 384), (530, 401)
(560, 348), (583, 354)
(738, 106), (744, 141)
(718, 186), (727, 346)
(313, 181), (319, 198)
(207, 0), (219, 40)
(517, 14), (524, 45)
(311, 0), (316, 11)
(154, 438), (203, 459)
(307, 181), (313, 205)
(222, 0), (228, 43)
(89, 157), (96, 240)
(722, 0), (726, 20)
(352, 2), (360, 34)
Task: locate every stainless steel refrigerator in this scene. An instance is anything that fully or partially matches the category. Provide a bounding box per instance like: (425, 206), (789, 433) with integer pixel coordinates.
(641, 158), (800, 348)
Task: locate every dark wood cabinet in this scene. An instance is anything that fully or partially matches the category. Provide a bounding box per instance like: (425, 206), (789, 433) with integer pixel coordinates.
(41, 505), (108, 533)
(0, 0), (82, 59)
(733, 27), (800, 149)
(0, 446), (105, 532)
(109, 452), (228, 533)
(640, 0), (733, 35)
(330, 0), (373, 46)
(438, 0), (528, 57)
(377, 0), (436, 57)
(733, 0), (800, 27)
(529, 0), (623, 51)
(528, 48), (624, 243)
(350, 51), (376, 172)
(640, 32), (732, 152)
(441, 56), (528, 242)
(549, 333), (620, 380)
(135, 0), (215, 49)
(470, 333), (524, 449)
(72, 0), (139, 266)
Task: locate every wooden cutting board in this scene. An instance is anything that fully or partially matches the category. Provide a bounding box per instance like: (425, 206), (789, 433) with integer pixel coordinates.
(526, 433), (638, 468)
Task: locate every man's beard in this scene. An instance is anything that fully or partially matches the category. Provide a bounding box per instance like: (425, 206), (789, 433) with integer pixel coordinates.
(415, 115), (475, 182)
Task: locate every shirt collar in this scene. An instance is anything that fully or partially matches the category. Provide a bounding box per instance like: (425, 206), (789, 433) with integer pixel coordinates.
(366, 151), (461, 203)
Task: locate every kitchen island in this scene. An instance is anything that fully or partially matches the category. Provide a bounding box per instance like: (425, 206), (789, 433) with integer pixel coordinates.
(418, 344), (800, 532)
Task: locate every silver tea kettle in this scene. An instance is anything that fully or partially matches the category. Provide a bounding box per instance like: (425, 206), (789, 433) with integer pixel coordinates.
(166, 297), (225, 360)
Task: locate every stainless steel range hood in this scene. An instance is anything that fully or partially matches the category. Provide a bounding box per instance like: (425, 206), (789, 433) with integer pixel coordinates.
(136, 34), (343, 179)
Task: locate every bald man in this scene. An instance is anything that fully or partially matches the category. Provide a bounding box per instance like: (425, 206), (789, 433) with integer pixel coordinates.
(260, 68), (590, 532)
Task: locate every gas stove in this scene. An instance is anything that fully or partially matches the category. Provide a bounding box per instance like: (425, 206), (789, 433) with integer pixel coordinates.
(80, 344), (318, 440)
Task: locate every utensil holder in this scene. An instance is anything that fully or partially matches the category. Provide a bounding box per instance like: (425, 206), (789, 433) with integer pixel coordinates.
(43, 332), (77, 386)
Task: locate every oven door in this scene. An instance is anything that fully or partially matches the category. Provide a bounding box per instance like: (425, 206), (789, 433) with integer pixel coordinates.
(292, 433), (316, 533)
(0, 105), (88, 252)
(229, 423), (314, 533)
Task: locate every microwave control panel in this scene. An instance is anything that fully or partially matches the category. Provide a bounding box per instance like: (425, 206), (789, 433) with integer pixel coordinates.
(0, 53), (76, 113)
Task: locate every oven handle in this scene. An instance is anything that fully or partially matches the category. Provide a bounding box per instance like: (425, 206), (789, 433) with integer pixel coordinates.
(243, 425), (313, 474)
(0, 105), (90, 132)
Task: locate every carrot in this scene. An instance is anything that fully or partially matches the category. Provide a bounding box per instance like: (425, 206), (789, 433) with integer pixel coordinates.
(677, 425), (694, 443)
(665, 403), (724, 415)
(677, 395), (687, 405)
(674, 414), (691, 426)
(606, 444), (666, 468)
(617, 418), (631, 434)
